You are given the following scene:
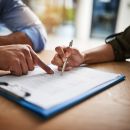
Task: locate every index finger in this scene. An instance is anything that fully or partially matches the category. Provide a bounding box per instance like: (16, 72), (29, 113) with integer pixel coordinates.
(29, 47), (54, 74)
(37, 57), (54, 74)
(55, 46), (65, 58)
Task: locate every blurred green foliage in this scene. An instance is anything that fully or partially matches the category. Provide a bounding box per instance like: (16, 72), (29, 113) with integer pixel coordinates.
(65, 8), (75, 21)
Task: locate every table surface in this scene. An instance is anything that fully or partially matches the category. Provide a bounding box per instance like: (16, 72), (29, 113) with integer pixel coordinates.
(0, 50), (130, 130)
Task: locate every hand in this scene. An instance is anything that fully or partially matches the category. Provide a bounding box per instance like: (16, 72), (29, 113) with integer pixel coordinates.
(51, 46), (84, 71)
(0, 45), (54, 76)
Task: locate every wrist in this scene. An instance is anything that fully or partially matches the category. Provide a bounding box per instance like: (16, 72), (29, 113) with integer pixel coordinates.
(81, 52), (86, 64)
(0, 35), (11, 46)
(8, 32), (33, 47)
(0, 46), (5, 62)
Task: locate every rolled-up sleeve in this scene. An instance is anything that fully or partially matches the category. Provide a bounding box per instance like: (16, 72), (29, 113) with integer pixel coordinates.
(1, 0), (47, 52)
(106, 26), (130, 61)
(21, 25), (47, 52)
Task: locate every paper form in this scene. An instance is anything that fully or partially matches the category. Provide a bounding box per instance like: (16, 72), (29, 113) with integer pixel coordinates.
(0, 65), (121, 109)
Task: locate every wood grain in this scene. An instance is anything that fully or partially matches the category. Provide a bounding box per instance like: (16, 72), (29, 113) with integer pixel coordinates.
(0, 50), (130, 130)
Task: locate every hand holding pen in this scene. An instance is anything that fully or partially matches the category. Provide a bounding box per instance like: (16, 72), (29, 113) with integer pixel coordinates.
(51, 40), (84, 72)
(61, 40), (73, 75)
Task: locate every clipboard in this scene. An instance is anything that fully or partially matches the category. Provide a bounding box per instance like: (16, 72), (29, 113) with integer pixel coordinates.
(0, 66), (125, 118)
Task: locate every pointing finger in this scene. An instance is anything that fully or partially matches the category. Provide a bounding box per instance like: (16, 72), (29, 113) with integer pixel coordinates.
(28, 47), (54, 74)
(55, 46), (66, 58)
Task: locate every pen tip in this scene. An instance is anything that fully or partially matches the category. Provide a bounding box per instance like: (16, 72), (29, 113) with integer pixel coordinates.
(70, 40), (73, 47)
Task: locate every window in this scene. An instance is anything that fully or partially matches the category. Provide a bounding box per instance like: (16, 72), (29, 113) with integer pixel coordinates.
(26, 0), (77, 39)
(90, 0), (120, 39)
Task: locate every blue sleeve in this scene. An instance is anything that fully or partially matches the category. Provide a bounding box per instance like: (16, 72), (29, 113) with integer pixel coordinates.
(21, 25), (47, 52)
(1, 0), (47, 52)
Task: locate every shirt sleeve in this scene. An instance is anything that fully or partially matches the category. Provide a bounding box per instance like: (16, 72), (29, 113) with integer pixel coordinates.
(1, 0), (47, 52)
(106, 26), (130, 61)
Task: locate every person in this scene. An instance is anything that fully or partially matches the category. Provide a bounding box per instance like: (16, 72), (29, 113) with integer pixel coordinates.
(0, 0), (54, 75)
(0, 0), (47, 52)
(51, 26), (130, 71)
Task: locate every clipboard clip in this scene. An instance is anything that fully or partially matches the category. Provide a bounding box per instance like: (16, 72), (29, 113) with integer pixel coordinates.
(0, 82), (31, 99)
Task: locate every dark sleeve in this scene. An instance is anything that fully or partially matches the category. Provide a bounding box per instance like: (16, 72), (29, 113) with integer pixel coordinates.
(106, 26), (130, 61)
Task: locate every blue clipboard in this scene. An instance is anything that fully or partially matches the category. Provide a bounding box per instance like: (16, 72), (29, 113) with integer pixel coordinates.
(0, 74), (125, 118)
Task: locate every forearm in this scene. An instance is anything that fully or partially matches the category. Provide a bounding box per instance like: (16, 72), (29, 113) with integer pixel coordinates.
(82, 44), (115, 64)
(0, 32), (33, 47)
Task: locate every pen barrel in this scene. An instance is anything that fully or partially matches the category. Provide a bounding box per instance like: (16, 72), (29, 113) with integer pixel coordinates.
(61, 40), (73, 75)
(61, 58), (68, 73)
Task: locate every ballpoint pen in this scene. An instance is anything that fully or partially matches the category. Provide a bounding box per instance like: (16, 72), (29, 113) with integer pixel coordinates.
(61, 40), (73, 75)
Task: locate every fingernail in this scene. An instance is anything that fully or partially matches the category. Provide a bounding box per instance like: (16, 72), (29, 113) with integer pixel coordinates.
(48, 68), (54, 74)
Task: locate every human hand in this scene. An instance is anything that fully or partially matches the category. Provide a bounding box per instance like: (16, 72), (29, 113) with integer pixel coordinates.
(51, 46), (84, 71)
(0, 45), (54, 76)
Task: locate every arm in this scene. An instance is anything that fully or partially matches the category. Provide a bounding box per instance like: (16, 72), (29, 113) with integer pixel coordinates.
(0, 0), (47, 52)
(82, 44), (115, 64)
(0, 32), (33, 47)
(51, 26), (130, 71)
(51, 44), (115, 71)
(83, 26), (130, 63)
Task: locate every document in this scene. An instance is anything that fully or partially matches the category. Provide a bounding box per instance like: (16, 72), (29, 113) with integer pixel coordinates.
(0, 65), (121, 109)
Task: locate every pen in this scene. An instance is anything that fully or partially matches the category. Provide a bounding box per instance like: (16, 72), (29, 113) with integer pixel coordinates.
(61, 40), (73, 75)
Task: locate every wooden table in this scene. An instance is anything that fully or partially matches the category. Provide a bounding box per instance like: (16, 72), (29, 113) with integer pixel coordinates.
(0, 50), (130, 130)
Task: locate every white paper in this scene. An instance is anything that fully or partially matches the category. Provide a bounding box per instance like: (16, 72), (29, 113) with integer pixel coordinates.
(0, 65), (120, 109)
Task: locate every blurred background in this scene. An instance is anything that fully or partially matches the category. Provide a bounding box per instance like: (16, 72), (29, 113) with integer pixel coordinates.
(1, 0), (130, 51)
